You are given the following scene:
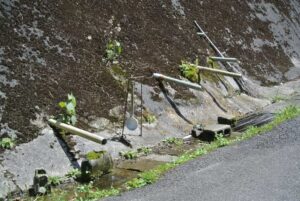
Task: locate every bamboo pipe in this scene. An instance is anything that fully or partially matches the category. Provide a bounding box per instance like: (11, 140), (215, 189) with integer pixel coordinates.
(194, 20), (249, 94)
(153, 73), (202, 90)
(209, 56), (238, 63)
(48, 119), (107, 145)
(190, 64), (242, 78)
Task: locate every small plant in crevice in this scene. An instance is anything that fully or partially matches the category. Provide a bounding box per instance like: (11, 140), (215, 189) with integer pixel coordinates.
(163, 137), (183, 146)
(56, 93), (77, 126)
(76, 182), (119, 200)
(143, 111), (157, 124)
(104, 40), (122, 63)
(179, 60), (199, 83)
(206, 56), (221, 69)
(66, 168), (81, 179)
(86, 151), (106, 160)
(126, 178), (147, 189)
(48, 176), (63, 186)
(272, 95), (284, 103)
(137, 146), (152, 155)
(76, 182), (93, 194)
(0, 137), (15, 149)
(215, 134), (230, 147)
(119, 150), (138, 160)
(126, 169), (161, 190)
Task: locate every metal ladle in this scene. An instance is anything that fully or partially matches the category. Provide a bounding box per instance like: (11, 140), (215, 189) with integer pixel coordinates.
(125, 81), (138, 130)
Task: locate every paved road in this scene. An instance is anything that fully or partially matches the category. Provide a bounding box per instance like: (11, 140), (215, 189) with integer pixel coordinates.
(104, 117), (300, 201)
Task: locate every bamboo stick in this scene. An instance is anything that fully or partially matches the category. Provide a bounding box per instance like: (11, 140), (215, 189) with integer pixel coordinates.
(48, 119), (107, 145)
(209, 56), (238, 63)
(153, 73), (202, 90)
(191, 64), (242, 78)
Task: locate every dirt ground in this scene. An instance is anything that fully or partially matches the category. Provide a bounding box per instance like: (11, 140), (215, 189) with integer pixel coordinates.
(0, 0), (297, 144)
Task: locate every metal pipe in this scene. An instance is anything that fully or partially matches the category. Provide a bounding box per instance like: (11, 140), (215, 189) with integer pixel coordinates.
(192, 64), (242, 78)
(48, 119), (107, 145)
(209, 56), (238, 63)
(153, 73), (202, 90)
(140, 83), (143, 137)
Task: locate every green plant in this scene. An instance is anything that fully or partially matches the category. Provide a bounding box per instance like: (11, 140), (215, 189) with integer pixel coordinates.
(144, 113), (157, 124)
(87, 188), (119, 200)
(163, 137), (183, 146)
(206, 56), (219, 68)
(179, 60), (199, 82)
(57, 93), (77, 125)
(48, 176), (63, 186)
(76, 183), (93, 193)
(215, 134), (230, 147)
(272, 95), (284, 103)
(0, 137), (15, 149)
(119, 150), (138, 160)
(137, 147), (152, 155)
(66, 168), (81, 179)
(76, 183), (119, 201)
(126, 178), (147, 189)
(104, 40), (122, 63)
(86, 151), (106, 160)
(126, 169), (161, 189)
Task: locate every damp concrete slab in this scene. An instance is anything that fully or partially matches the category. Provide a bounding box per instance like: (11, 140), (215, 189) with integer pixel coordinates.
(0, 164), (17, 199)
(116, 159), (163, 172)
(0, 127), (73, 191)
(142, 154), (178, 163)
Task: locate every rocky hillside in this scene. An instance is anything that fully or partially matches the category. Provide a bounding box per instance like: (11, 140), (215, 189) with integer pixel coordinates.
(0, 0), (300, 143)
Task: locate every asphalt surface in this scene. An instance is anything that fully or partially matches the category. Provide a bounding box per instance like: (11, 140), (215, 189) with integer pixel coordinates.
(104, 117), (300, 201)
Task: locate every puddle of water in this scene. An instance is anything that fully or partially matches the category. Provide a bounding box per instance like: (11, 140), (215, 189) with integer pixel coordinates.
(94, 159), (164, 189)
(152, 139), (200, 156)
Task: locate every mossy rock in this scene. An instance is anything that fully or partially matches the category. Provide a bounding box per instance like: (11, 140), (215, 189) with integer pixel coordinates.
(81, 151), (113, 180)
(86, 151), (106, 160)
